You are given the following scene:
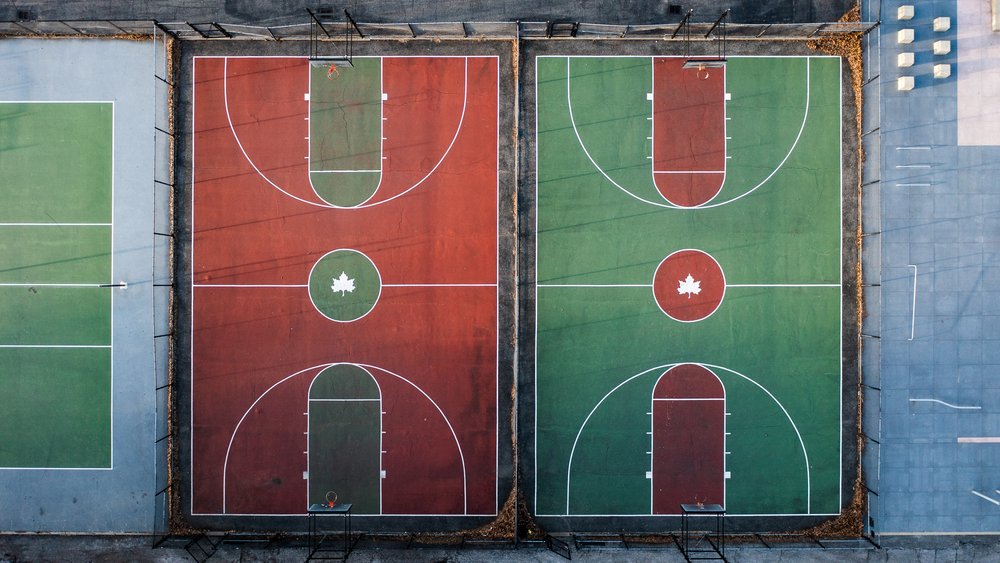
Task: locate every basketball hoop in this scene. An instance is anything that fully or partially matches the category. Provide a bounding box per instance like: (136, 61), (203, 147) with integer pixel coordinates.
(682, 58), (726, 80)
(327, 64), (339, 80)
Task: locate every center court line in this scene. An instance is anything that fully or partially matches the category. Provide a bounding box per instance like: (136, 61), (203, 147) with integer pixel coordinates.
(537, 283), (839, 288)
(194, 283), (495, 288)
(727, 283), (840, 287)
(537, 283), (651, 288)
(382, 283), (496, 287)
(193, 284), (308, 288)
(0, 283), (112, 287)
(958, 437), (1000, 443)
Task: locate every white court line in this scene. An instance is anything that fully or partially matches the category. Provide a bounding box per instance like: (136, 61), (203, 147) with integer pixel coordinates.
(223, 364), (331, 512)
(306, 57), (383, 207)
(222, 361), (469, 515)
(564, 362), (811, 515)
(972, 490), (1000, 505)
(382, 283), (496, 287)
(357, 363), (469, 515)
(652, 170), (726, 174)
(908, 264), (917, 340)
(652, 398), (725, 401)
(958, 437), (1000, 443)
(305, 365), (384, 514)
(538, 283), (651, 288)
(566, 56), (811, 211)
(538, 283), (837, 288)
(308, 398), (380, 402)
(0, 345), (111, 348)
(648, 58), (727, 208)
(0, 223), (112, 227)
(728, 283), (839, 288)
(194, 283), (493, 288)
(223, 56), (472, 211)
(895, 146), (931, 150)
(310, 169), (380, 173)
(0, 283), (112, 287)
(194, 284), (308, 288)
(910, 398), (981, 410)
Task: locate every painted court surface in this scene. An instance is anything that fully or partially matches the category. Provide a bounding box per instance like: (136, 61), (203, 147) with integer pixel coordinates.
(191, 56), (499, 516)
(0, 102), (113, 469)
(534, 56), (842, 516)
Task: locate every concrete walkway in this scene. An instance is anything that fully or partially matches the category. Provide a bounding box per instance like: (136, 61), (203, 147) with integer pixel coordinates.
(2, 534), (1000, 562)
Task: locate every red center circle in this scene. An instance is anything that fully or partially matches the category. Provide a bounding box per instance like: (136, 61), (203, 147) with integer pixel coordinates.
(652, 249), (726, 322)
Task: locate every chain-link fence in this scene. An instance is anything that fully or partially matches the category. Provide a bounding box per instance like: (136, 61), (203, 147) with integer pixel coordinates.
(0, 18), (876, 41)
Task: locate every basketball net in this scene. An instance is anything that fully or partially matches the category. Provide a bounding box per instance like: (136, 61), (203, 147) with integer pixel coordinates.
(327, 63), (339, 80)
(696, 64), (710, 80)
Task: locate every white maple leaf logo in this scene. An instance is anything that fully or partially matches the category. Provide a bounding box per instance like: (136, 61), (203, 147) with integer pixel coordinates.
(677, 274), (701, 299)
(331, 271), (355, 296)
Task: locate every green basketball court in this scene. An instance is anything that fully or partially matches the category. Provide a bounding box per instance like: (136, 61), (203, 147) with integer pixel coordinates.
(534, 56), (842, 516)
(0, 102), (114, 469)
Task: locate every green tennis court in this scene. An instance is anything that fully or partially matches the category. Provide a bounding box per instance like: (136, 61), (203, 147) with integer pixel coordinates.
(534, 56), (842, 516)
(0, 102), (113, 469)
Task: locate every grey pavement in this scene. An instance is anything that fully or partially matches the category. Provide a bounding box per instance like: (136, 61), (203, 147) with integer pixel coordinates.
(2, 534), (1000, 562)
(861, 0), (1000, 535)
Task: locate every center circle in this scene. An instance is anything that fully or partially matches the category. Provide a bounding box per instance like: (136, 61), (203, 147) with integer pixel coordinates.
(652, 249), (726, 322)
(308, 249), (381, 322)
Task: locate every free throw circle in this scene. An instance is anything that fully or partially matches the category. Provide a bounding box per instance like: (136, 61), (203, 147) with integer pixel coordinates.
(652, 249), (725, 322)
(308, 249), (381, 322)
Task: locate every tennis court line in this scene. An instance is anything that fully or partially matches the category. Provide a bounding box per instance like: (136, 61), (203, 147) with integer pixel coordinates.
(0, 344), (110, 348)
(0, 283), (116, 287)
(0, 223), (111, 227)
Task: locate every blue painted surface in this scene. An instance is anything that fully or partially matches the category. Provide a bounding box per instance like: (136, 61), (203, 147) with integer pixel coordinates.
(0, 40), (162, 532)
(864, 0), (1000, 534)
